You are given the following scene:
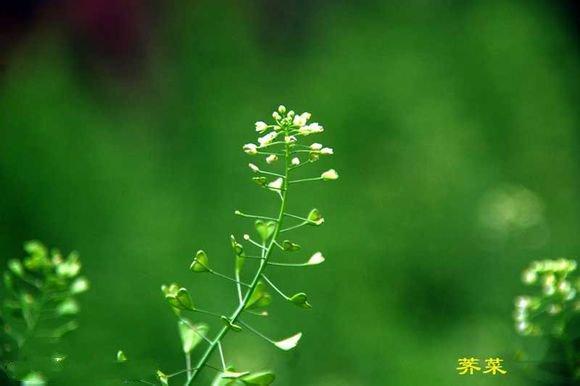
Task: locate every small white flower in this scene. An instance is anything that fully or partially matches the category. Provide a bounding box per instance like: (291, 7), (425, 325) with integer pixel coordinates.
(307, 252), (325, 265)
(291, 157), (300, 166)
(298, 123), (324, 136)
(543, 283), (556, 296)
(243, 234), (250, 240)
(248, 163), (260, 173)
(285, 135), (297, 143)
(293, 112), (311, 127)
(308, 122), (323, 133)
(243, 143), (258, 155)
(320, 147), (333, 155)
(544, 274), (555, 286)
(272, 112), (281, 120)
(517, 321), (530, 334)
(266, 154), (278, 164)
(268, 178), (283, 191)
(310, 143), (323, 150)
(258, 131), (278, 147)
(522, 269), (537, 285)
(515, 296), (530, 309)
(278, 105), (286, 114)
(255, 121), (268, 133)
(321, 169), (339, 181)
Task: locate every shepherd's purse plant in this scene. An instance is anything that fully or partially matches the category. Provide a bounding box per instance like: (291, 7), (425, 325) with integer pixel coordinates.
(514, 258), (579, 381)
(0, 241), (89, 384)
(120, 105), (338, 385)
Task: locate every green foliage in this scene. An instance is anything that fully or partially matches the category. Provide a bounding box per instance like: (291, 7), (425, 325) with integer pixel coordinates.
(0, 241), (89, 382)
(514, 258), (579, 381)
(121, 106), (337, 384)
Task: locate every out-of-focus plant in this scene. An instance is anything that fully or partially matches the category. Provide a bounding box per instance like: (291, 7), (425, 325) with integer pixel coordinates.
(0, 241), (89, 384)
(121, 105), (337, 385)
(514, 258), (579, 381)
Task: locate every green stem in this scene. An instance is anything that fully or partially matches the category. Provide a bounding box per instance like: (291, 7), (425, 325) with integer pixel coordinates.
(187, 130), (292, 384)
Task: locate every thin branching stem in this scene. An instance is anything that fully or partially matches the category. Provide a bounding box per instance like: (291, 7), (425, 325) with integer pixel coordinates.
(260, 274), (290, 300)
(234, 211), (278, 221)
(187, 126), (293, 384)
(280, 221), (308, 233)
(289, 177), (323, 184)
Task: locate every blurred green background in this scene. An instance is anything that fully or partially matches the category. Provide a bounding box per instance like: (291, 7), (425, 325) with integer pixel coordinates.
(1, 0), (579, 385)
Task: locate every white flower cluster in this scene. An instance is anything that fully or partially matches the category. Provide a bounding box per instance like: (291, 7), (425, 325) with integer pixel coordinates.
(242, 105), (337, 183)
(514, 258), (579, 336)
(243, 106), (327, 156)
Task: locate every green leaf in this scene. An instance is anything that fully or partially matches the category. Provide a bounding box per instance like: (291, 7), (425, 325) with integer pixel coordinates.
(289, 293), (312, 309)
(213, 369), (275, 386)
(157, 370), (169, 386)
(252, 176), (266, 186)
(178, 320), (208, 353)
(116, 350), (127, 363)
(282, 240), (301, 252)
(8, 259), (24, 277)
(245, 281), (272, 311)
(222, 370), (251, 379)
(56, 299), (80, 316)
(212, 368), (243, 386)
(51, 320), (79, 338)
(255, 220), (275, 241)
(231, 235), (245, 272)
(307, 208), (324, 225)
(240, 371), (276, 385)
(24, 240), (48, 259)
(190, 250), (210, 272)
(230, 235), (244, 256)
(163, 285), (194, 311)
(3, 272), (14, 291)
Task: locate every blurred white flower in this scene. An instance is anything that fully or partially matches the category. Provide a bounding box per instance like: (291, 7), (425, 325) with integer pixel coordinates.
(248, 163), (260, 173)
(293, 112), (311, 127)
(243, 143), (258, 155)
(266, 154), (278, 164)
(299, 122), (324, 136)
(320, 147), (333, 155)
(522, 269), (537, 284)
(268, 178), (283, 191)
(321, 169), (339, 181)
(310, 143), (323, 150)
(258, 132), (278, 146)
(291, 157), (300, 166)
(478, 185), (545, 238)
(255, 121), (268, 133)
(516, 296), (530, 309)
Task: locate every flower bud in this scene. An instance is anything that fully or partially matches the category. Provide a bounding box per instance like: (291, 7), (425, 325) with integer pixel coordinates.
(255, 121), (268, 133)
(243, 143), (258, 155)
(321, 169), (339, 181)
